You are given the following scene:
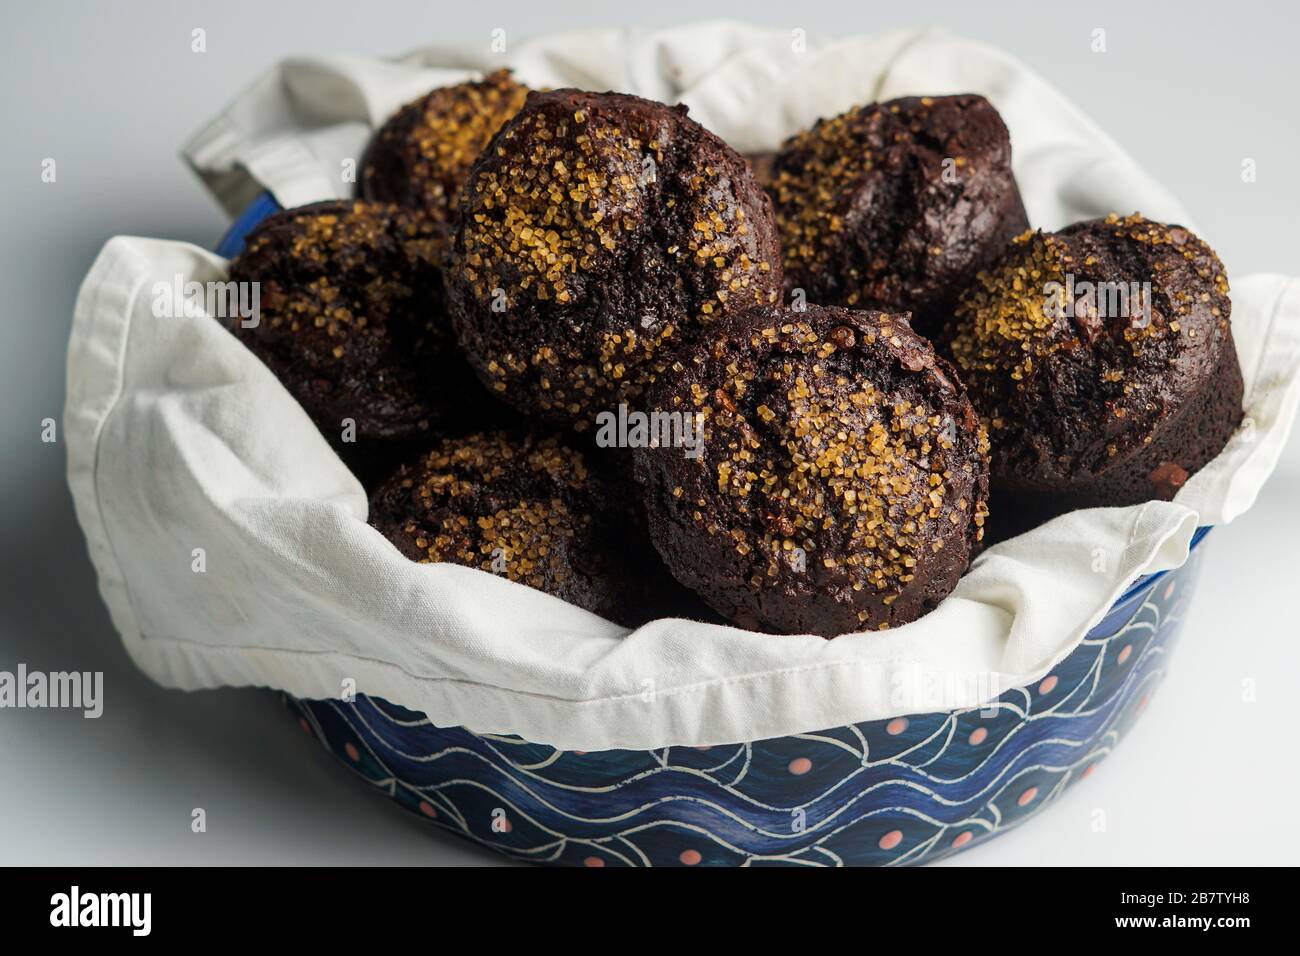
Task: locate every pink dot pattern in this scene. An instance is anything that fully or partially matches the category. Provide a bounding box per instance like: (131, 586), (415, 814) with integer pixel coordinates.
(878, 830), (903, 850)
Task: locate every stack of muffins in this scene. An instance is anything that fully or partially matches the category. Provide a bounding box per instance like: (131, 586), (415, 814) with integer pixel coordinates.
(225, 72), (1243, 638)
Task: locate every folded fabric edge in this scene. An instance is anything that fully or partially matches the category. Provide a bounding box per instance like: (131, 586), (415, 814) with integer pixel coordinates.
(113, 500), (1194, 754)
(113, 631), (1046, 752)
(1005, 502), (1200, 680)
(1218, 275), (1300, 523)
(65, 238), (154, 674)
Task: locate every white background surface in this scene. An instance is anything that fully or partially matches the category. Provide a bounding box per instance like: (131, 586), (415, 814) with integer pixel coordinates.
(1, 0), (1297, 865)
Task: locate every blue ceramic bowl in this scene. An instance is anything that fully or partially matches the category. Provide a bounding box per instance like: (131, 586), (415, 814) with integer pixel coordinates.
(221, 196), (1212, 867)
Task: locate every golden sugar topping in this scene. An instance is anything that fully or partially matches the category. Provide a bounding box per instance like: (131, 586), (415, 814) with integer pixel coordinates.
(238, 200), (445, 354)
(371, 69), (530, 214)
(400, 432), (590, 589)
(457, 94), (779, 418)
(692, 319), (985, 606)
(770, 97), (952, 299)
(949, 228), (1065, 385)
(950, 214), (1229, 397)
(460, 109), (647, 305)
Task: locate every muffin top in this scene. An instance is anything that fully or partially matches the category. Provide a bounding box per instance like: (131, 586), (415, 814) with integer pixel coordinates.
(361, 69), (531, 223)
(769, 94), (1025, 335)
(372, 431), (590, 583)
(369, 430), (685, 626)
(447, 88), (783, 428)
(949, 213), (1233, 474)
(227, 199), (470, 441)
(635, 304), (989, 635)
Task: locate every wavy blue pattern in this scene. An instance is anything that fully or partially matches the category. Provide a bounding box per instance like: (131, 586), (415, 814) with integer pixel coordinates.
(288, 542), (1204, 866)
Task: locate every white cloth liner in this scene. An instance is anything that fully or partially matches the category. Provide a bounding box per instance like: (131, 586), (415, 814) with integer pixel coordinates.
(66, 22), (1300, 751)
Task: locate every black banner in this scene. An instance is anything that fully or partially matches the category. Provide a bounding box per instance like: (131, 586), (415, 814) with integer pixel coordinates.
(0, 866), (1282, 940)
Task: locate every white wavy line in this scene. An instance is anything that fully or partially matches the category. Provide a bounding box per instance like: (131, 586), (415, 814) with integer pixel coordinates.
(659, 743), (750, 777)
(615, 834), (652, 867)
(762, 790), (1019, 861)
(953, 682), (1161, 799)
(915, 715), (958, 770)
(809, 844), (845, 867)
(793, 731), (867, 761)
(366, 704), (434, 728)
(726, 744), (753, 787)
(961, 642), (1170, 777)
(870, 711), (964, 766)
(324, 700), (477, 828)
(964, 699), (1029, 721)
(549, 815), (783, 860)
(1030, 637), (1110, 719)
(507, 750), (565, 771)
(889, 828), (942, 867)
(850, 722), (871, 763)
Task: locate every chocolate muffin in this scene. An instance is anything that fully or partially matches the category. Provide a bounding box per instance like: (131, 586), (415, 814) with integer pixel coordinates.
(370, 430), (703, 627)
(226, 200), (491, 479)
(768, 94), (1029, 340)
(361, 69), (531, 225)
(446, 88), (784, 430)
(949, 213), (1243, 537)
(633, 305), (990, 637)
